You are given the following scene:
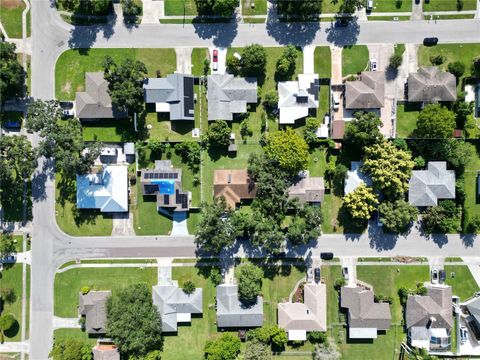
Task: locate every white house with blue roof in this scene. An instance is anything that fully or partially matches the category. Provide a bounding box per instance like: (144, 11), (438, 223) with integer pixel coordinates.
(76, 165), (129, 213)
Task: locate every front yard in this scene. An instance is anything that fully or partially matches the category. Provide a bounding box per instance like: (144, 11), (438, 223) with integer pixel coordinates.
(342, 45), (369, 77)
(242, 0), (268, 15)
(423, 0), (477, 11)
(370, 0), (412, 12)
(314, 46), (332, 79)
(444, 265), (480, 300)
(164, 0), (197, 16)
(0, 0), (26, 38)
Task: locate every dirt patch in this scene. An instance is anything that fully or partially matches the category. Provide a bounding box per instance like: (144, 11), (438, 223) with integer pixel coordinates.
(1, 0), (24, 9)
(62, 81), (71, 94)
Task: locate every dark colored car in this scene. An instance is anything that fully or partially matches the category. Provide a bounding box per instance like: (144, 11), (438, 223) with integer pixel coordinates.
(4, 121), (21, 129)
(314, 268), (321, 283)
(1, 255), (17, 264)
(423, 37), (438, 46)
(59, 101), (74, 109)
(439, 269), (446, 283)
(320, 252), (334, 260)
(335, 19), (349, 27)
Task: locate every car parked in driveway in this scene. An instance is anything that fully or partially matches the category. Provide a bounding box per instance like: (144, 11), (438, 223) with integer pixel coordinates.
(439, 269), (446, 284)
(332, 93), (340, 111)
(314, 268), (321, 283)
(307, 268), (314, 283)
(431, 269), (438, 283)
(212, 49), (218, 72)
(342, 267), (349, 280)
(370, 59), (378, 71)
(1, 255), (17, 264)
(460, 326), (469, 344)
(423, 37), (438, 46)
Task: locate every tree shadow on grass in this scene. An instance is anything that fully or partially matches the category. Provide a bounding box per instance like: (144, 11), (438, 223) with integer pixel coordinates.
(4, 318), (20, 339)
(337, 205), (367, 236)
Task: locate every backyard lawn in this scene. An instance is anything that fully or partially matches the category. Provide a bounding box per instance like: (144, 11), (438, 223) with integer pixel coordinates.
(53, 329), (96, 345)
(54, 267), (158, 317)
(370, 0), (412, 12)
(395, 103), (421, 138)
(55, 174), (113, 236)
(314, 46), (332, 79)
(342, 45), (369, 77)
(0, 0), (25, 38)
(321, 265), (342, 324)
(462, 143), (480, 232)
(444, 265), (479, 300)
(423, 0), (476, 11)
(242, 0), (267, 15)
(164, 0), (197, 16)
(81, 118), (138, 142)
(55, 48), (176, 100)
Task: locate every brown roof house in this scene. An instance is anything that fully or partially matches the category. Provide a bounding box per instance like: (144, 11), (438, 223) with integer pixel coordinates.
(345, 72), (385, 110)
(75, 72), (128, 120)
(78, 290), (111, 335)
(140, 160), (190, 212)
(213, 169), (257, 209)
(406, 284), (453, 352)
(341, 286), (392, 339)
(278, 282), (327, 341)
(288, 174), (325, 204)
(92, 340), (120, 360)
(408, 67), (457, 103)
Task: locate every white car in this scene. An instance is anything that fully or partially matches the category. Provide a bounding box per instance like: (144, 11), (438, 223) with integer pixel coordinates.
(460, 326), (468, 344)
(370, 59), (378, 71)
(332, 93), (340, 111)
(62, 109), (74, 118)
(366, 0), (373, 10)
(431, 269), (438, 284)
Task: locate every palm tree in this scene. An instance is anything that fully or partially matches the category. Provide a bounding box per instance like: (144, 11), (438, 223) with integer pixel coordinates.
(0, 314), (15, 343)
(408, 347), (439, 360)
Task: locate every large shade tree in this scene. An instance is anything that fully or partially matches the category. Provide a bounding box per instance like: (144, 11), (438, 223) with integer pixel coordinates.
(49, 339), (92, 360)
(238, 264), (263, 304)
(344, 112), (383, 156)
(415, 104), (455, 139)
(204, 333), (241, 360)
(0, 135), (36, 186)
(264, 128), (309, 175)
(378, 200), (418, 234)
(343, 185), (378, 222)
(0, 38), (24, 102)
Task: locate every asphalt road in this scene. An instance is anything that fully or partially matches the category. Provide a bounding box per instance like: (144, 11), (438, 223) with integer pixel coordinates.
(27, 1), (480, 358)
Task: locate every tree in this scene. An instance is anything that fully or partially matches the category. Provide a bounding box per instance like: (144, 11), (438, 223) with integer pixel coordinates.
(244, 338), (270, 360)
(472, 56), (480, 78)
(195, 197), (234, 254)
(0, 233), (15, 257)
(0, 314), (15, 343)
(331, 164), (348, 191)
(447, 61), (465, 78)
(308, 331), (328, 344)
(378, 200), (418, 234)
(206, 120), (231, 148)
(121, 0), (142, 16)
(226, 55), (241, 75)
(304, 117), (321, 147)
(194, 0), (239, 17)
(0, 38), (24, 102)
(0, 287), (16, 304)
(422, 200), (461, 234)
(362, 141), (415, 200)
(343, 185), (378, 221)
(174, 141), (201, 173)
(277, 0), (322, 20)
(452, 100), (474, 129)
(240, 44), (267, 78)
(339, 0), (363, 14)
(182, 280), (196, 295)
(204, 333), (241, 360)
(231, 211), (258, 239)
(106, 284), (162, 357)
(252, 217), (285, 254)
(415, 104), (455, 139)
(303, 204), (323, 240)
(275, 45), (298, 80)
(0, 135), (37, 186)
(49, 339), (92, 360)
(344, 112), (383, 156)
(398, 287), (409, 306)
(389, 53), (403, 69)
(408, 347), (439, 360)
(264, 128), (309, 175)
(103, 56), (147, 114)
(270, 326), (288, 348)
(238, 264), (263, 304)
(247, 326), (274, 344)
(263, 90), (278, 109)
(414, 156), (425, 169)
(240, 119), (252, 139)
(286, 216), (307, 245)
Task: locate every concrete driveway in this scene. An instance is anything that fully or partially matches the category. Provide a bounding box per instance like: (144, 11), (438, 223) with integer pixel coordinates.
(141, 0), (164, 24)
(209, 47), (227, 74)
(303, 45), (315, 74)
(171, 211), (189, 236)
(176, 47), (193, 74)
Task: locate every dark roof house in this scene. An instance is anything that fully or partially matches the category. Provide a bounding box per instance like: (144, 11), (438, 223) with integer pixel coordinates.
(408, 162), (455, 207)
(408, 67), (457, 103)
(345, 71), (385, 109)
(140, 160), (190, 212)
(287, 175), (325, 204)
(92, 341), (120, 360)
(78, 291), (111, 335)
(143, 74), (195, 121)
(75, 72), (127, 119)
(340, 286), (392, 339)
(213, 169), (257, 209)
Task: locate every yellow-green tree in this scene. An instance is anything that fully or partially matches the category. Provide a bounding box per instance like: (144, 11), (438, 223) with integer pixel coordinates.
(362, 141), (415, 200)
(343, 185), (378, 221)
(264, 128), (309, 175)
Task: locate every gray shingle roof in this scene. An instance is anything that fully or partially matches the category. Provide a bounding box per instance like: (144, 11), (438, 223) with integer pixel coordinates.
(143, 73), (195, 120)
(408, 67), (457, 103)
(75, 72), (127, 119)
(216, 284), (263, 328)
(340, 286), (392, 331)
(288, 176), (325, 203)
(207, 74), (257, 121)
(408, 162), (455, 207)
(466, 297), (480, 324)
(92, 347), (120, 360)
(78, 291), (111, 334)
(345, 72), (385, 109)
(152, 284), (203, 333)
(406, 285), (453, 330)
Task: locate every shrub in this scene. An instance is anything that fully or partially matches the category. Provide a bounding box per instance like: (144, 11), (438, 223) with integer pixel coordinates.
(416, 286), (428, 296)
(430, 54), (445, 65)
(240, 119), (252, 139)
(389, 53), (403, 69)
(81, 286), (90, 295)
(308, 331), (328, 344)
(448, 61), (465, 78)
(456, 0), (463, 10)
(334, 278), (346, 291)
(270, 326), (288, 348)
(263, 90), (279, 109)
(209, 268), (223, 286)
(414, 156), (425, 169)
(398, 286), (409, 306)
(472, 56), (480, 78)
(182, 280), (196, 295)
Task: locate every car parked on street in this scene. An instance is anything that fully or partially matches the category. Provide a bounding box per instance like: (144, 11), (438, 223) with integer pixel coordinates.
(320, 252), (334, 260)
(423, 37), (438, 46)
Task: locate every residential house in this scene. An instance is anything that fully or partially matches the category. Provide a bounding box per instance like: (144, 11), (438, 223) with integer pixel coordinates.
(76, 165), (128, 213)
(408, 162), (455, 207)
(278, 283), (327, 341)
(207, 74), (257, 121)
(278, 73), (320, 124)
(140, 160), (190, 212)
(464, 296), (480, 342)
(345, 71), (385, 111)
(340, 286), (392, 339)
(344, 161), (373, 195)
(288, 174), (325, 204)
(78, 291), (111, 335)
(143, 73), (195, 121)
(92, 340), (120, 360)
(75, 72), (128, 120)
(213, 169), (257, 209)
(406, 284), (453, 351)
(216, 284), (264, 329)
(408, 67), (457, 103)
(475, 82), (480, 118)
(152, 282), (203, 333)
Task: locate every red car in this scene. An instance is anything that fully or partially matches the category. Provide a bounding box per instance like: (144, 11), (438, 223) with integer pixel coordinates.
(212, 49), (218, 71)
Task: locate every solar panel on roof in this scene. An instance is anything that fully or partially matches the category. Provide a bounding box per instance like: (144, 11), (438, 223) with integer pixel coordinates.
(183, 76), (194, 118)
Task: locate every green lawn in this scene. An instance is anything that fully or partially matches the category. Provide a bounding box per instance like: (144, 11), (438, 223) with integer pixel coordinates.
(55, 174), (113, 236)
(54, 267), (158, 318)
(164, 0), (197, 16)
(308, 148), (328, 177)
(11, 235), (24, 253)
(0, 0), (25, 38)
(242, 0), (267, 15)
(444, 265), (479, 300)
(191, 48), (210, 76)
(81, 118), (137, 142)
(186, 211), (202, 234)
(394, 43), (406, 58)
(55, 48), (176, 100)
(395, 103), (421, 138)
(322, 265), (342, 324)
(321, 194), (343, 234)
(461, 143), (480, 232)
(318, 85), (330, 119)
(342, 45), (369, 77)
(314, 46), (332, 79)
(370, 0), (412, 12)
(423, 0), (476, 11)
(418, 44), (480, 90)
(0, 264), (26, 341)
(357, 265), (430, 323)
(53, 328), (96, 345)
(322, 0), (343, 13)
